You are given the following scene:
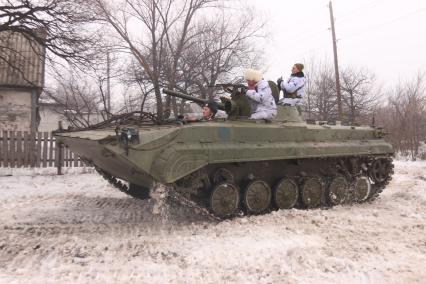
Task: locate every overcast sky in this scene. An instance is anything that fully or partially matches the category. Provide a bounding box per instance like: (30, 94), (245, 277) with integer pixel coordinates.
(245, 0), (426, 87)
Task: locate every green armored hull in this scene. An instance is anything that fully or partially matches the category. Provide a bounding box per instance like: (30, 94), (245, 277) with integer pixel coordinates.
(55, 105), (394, 218)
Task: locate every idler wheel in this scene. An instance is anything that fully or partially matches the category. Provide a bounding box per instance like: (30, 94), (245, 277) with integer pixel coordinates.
(301, 177), (324, 208)
(327, 176), (349, 205)
(273, 178), (299, 209)
(243, 180), (272, 214)
(353, 176), (371, 202)
(369, 158), (391, 184)
(209, 182), (240, 218)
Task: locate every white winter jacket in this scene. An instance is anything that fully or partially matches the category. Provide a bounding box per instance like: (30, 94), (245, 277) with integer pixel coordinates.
(246, 79), (277, 119)
(280, 73), (306, 106)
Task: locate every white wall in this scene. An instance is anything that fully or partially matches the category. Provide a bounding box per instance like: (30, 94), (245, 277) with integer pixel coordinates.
(38, 104), (104, 132)
(0, 89), (32, 131)
(38, 106), (69, 132)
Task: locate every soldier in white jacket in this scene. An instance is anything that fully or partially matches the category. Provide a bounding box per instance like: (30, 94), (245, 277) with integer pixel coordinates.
(244, 69), (277, 120)
(278, 63), (306, 107)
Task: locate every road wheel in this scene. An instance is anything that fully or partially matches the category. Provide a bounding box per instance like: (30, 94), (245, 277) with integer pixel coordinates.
(274, 178), (299, 209)
(209, 182), (240, 218)
(243, 180), (272, 214)
(301, 177), (324, 208)
(353, 176), (371, 202)
(327, 176), (349, 205)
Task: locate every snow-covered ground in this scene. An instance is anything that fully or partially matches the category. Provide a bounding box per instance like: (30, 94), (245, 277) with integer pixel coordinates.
(0, 161), (425, 284)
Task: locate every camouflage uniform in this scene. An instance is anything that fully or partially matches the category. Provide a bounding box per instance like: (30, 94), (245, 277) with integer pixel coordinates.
(280, 72), (305, 106)
(246, 79), (277, 120)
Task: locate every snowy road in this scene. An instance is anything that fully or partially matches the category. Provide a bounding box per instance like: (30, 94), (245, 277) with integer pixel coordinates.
(0, 161), (425, 284)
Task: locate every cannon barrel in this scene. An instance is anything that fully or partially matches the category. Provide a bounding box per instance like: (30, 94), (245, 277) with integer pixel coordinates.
(162, 89), (209, 105)
(162, 89), (226, 111)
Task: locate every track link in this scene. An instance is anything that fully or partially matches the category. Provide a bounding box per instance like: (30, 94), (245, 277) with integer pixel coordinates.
(95, 155), (394, 220)
(95, 167), (220, 221)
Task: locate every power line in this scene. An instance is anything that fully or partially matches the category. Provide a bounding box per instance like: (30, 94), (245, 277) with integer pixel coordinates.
(290, 1), (384, 52)
(341, 7), (426, 40)
(336, 0), (384, 24)
(271, 2), (332, 47)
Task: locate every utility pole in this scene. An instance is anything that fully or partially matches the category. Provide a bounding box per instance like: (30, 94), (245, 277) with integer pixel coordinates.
(329, 0), (342, 120)
(106, 51), (111, 118)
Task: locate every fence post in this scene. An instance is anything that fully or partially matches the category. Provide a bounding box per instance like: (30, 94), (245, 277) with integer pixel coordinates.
(42, 132), (48, 168)
(29, 132), (36, 167)
(9, 131), (15, 168)
(1, 131), (8, 167)
(57, 141), (63, 175)
(56, 121), (63, 175)
(23, 132), (28, 167)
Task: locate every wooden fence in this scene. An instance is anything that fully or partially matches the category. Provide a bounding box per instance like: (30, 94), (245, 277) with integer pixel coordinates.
(0, 131), (85, 170)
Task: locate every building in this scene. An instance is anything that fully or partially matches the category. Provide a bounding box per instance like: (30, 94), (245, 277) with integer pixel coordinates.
(38, 99), (105, 132)
(38, 100), (68, 132)
(0, 30), (46, 132)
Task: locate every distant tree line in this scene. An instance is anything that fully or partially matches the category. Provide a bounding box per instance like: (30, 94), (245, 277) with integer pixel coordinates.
(304, 57), (426, 160)
(376, 72), (426, 160)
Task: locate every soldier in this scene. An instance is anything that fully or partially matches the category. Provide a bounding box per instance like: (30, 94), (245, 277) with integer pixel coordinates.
(277, 63), (306, 107)
(184, 101), (217, 122)
(244, 68), (277, 120)
(201, 101), (218, 121)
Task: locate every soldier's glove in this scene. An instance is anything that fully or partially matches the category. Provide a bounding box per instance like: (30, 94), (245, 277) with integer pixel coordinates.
(277, 77), (283, 92)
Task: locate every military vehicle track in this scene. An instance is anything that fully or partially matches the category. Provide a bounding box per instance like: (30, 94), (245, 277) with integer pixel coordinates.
(95, 167), (221, 221)
(98, 155), (393, 219)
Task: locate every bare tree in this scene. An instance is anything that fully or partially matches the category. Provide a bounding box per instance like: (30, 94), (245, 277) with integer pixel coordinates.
(94, 0), (266, 119)
(340, 66), (379, 123)
(178, 10), (265, 100)
(0, 0), (101, 75)
(93, 0), (217, 119)
(119, 59), (156, 113)
(304, 59), (337, 121)
(377, 71), (426, 160)
(304, 57), (381, 123)
(43, 73), (105, 128)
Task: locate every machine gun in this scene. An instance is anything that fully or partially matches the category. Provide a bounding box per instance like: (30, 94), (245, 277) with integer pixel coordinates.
(162, 88), (250, 118)
(207, 83), (252, 118)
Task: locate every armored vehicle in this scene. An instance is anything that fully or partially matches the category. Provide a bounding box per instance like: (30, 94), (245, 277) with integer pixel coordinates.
(55, 88), (394, 218)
